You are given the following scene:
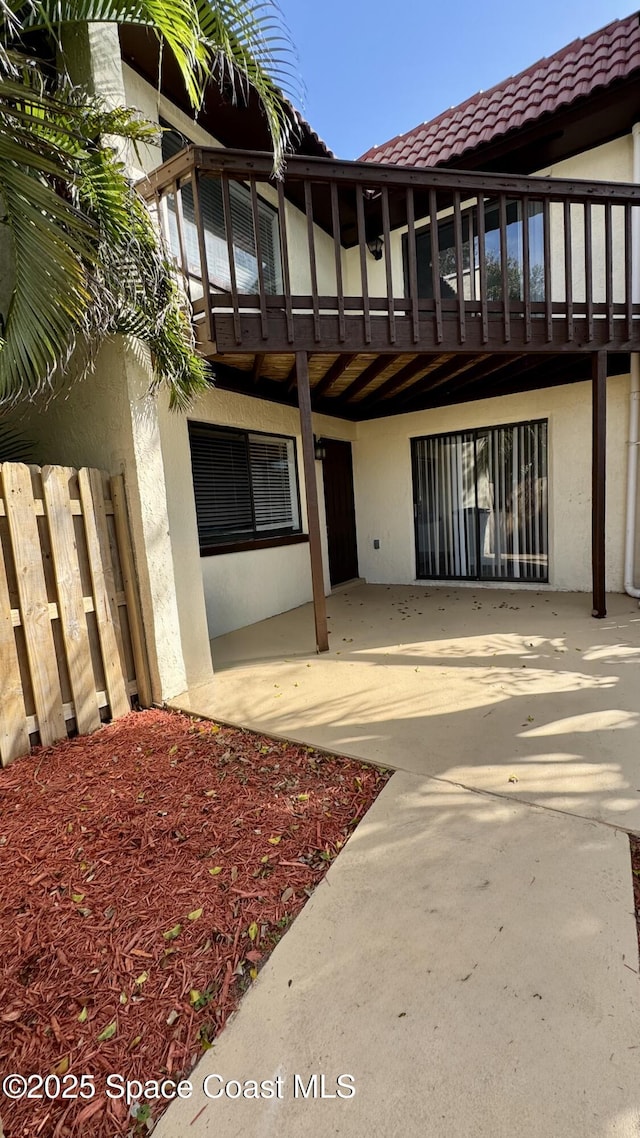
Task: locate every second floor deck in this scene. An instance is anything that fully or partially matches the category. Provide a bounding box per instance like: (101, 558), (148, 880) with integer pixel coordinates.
(140, 145), (640, 356)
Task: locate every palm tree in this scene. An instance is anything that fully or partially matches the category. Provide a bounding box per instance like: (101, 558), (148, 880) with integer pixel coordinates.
(0, 0), (298, 409)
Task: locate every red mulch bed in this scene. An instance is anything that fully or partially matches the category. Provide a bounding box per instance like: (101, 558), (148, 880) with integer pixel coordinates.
(630, 835), (640, 960)
(0, 709), (389, 1137)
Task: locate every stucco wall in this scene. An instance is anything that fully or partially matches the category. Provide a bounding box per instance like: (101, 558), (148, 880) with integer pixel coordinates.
(353, 373), (632, 593)
(156, 385), (356, 638)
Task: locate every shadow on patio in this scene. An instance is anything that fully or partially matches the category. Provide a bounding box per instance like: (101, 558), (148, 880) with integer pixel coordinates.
(172, 584), (640, 831)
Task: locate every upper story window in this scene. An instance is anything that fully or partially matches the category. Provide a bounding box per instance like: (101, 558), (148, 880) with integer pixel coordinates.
(161, 125), (282, 294)
(404, 199), (545, 303)
(188, 422), (302, 555)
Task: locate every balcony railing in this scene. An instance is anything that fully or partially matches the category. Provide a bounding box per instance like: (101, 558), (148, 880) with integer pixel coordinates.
(138, 146), (640, 356)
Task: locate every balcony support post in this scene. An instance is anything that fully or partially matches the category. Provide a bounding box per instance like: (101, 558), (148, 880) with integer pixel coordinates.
(592, 350), (607, 618)
(296, 351), (329, 652)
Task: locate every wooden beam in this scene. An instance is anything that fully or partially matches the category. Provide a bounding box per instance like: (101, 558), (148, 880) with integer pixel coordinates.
(592, 350), (607, 618)
(285, 359), (298, 392)
(313, 353), (358, 400)
(394, 355), (492, 408)
(296, 351), (329, 652)
(359, 354), (440, 408)
(339, 355), (397, 403)
(252, 353), (265, 384)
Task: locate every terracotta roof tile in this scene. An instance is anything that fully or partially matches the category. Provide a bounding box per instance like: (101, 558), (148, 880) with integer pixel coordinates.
(360, 14), (640, 167)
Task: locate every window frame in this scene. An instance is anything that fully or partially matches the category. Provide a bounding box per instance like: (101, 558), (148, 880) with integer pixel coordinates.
(410, 416), (549, 584)
(402, 198), (545, 303)
(188, 421), (306, 557)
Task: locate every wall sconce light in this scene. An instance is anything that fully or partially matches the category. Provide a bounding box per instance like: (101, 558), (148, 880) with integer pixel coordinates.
(314, 435), (327, 461)
(366, 235), (384, 261)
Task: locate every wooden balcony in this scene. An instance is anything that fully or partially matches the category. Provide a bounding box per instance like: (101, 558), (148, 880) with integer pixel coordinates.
(139, 146), (640, 418)
(138, 146), (632, 631)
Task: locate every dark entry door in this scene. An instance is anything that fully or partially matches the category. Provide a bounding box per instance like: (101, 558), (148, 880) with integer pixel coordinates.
(322, 439), (358, 586)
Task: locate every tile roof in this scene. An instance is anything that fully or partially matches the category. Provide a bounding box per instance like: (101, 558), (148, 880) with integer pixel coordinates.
(359, 13), (640, 168)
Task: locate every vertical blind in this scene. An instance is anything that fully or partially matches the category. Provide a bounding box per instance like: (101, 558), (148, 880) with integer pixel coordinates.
(188, 423), (300, 549)
(412, 420), (548, 581)
(161, 127), (282, 293)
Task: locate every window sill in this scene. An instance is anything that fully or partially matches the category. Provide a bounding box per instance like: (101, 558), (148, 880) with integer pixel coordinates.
(199, 533), (309, 558)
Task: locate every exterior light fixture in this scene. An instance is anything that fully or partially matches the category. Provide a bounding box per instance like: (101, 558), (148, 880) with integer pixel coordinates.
(314, 435), (327, 461)
(367, 236), (384, 261)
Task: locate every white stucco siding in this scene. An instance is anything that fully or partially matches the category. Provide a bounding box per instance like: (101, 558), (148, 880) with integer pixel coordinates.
(156, 386), (355, 639)
(353, 374), (631, 593)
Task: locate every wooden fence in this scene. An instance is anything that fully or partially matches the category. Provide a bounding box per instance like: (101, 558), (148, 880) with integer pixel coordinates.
(0, 463), (151, 766)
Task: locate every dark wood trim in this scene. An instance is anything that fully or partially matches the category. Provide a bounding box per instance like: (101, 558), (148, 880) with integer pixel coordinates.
(252, 353), (265, 385)
(359, 354), (438, 408)
(213, 310), (639, 357)
(592, 350), (607, 618)
(296, 351), (329, 652)
(312, 354), (358, 399)
(200, 533), (309, 557)
(141, 146), (640, 205)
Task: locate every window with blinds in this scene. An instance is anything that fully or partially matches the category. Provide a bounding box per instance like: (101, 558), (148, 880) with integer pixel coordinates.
(161, 126), (282, 294)
(412, 420), (548, 582)
(188, 422), (301, 552)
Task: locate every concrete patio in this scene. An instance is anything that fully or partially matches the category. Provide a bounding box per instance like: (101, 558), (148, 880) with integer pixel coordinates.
(161, 586), (640, 1138)
(175, 584), (640, 831)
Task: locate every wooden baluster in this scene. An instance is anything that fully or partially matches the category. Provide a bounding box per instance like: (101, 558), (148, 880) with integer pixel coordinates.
(304, 180), (321, 343)
(453, 191), (466, 344)
(522, 195), (531, 343)
(543, 198), (552, 342)
(330, 182), (346, 342)
(173, 180), (190, 292)
(406, 187), (420, 343)
(356, 185), (371, 344)
(585, 201), (594, 342)
(249, 177), (269, 341)
(277, 179), (294, 344)
(476, 194), (488, 344)
(220, 173), (242, 345)
(190, 171), (213, 344)
(429, 189), (443, 344)
(498, 193), (510, 344)
(564, 199), (574, 342)
(381, 187), (396, 345)
(625, 202), (633, 343)
(604, 201), (613, 343)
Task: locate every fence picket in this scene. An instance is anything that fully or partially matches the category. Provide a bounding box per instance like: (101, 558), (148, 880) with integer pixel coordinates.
(42, 466), (101, 735)
(2, 463), (66, 746)
(78, 468), (130, 720)
(0, 535), (29, 765)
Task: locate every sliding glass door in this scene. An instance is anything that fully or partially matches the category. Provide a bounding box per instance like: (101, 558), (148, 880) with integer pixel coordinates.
(412, 420), (548, 582)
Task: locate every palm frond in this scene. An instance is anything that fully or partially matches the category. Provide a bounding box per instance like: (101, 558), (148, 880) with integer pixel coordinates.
(0, 74), (206, 406)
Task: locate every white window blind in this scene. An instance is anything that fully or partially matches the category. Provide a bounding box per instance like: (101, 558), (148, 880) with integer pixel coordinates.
(248, 434), (300, 532)
(412, 420), (548, 581)
(188, 423), (301, 550)
(161, 127), (282, 294)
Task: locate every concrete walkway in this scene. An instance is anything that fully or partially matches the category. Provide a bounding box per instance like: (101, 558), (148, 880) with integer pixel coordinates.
(160, 587), (640, 1137)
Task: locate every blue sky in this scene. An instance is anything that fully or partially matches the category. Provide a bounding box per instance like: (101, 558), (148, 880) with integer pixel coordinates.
(277, 1), (630, 159)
